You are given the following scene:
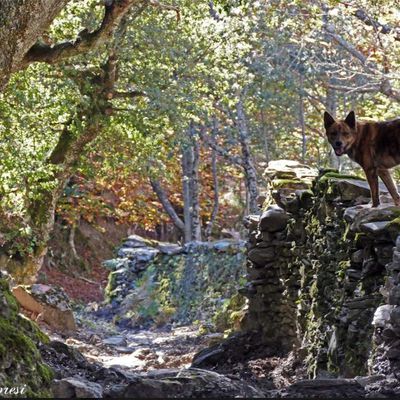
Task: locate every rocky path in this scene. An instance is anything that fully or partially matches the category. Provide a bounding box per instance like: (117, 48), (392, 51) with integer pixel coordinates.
(49, 317), (220, 373)
(38, 311), (268, 398)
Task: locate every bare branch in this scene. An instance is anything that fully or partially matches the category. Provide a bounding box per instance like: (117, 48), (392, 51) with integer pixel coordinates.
(327, 83), (381, 94)
(324, 24), (370, 67)
(200, 130), (243, 167)
(353, 8), (400, 41)
(380, 79), (400, 102)
(208, 1), (222, 21)
(324, 24), (400, 103)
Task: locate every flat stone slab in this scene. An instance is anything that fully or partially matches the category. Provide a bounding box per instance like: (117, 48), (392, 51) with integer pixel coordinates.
(103, 335), (127, 347)
(275, 378), (365, 398)
(361, 221), (391, 234)
(264, 160), (318, 180)
(157, 242), (183, 255)
(117, 247), (159, 261)
(212, 239), (246, 252)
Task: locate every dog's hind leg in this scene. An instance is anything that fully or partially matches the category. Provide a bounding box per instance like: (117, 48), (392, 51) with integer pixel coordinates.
(378, 168), (400, 206)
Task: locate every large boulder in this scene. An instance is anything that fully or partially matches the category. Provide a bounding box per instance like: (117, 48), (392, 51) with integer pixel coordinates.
(52, 377), (103, 398)
(12, 284), (77, 333)
(113, 368), (264, 398)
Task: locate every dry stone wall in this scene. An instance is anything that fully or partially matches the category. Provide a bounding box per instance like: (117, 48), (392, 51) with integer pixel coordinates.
(242, 160), (400, 379)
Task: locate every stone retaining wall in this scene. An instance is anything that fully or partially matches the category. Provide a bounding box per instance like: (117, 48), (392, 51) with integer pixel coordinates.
(242, 160), (400, 378)
(103, 236), (247, 331)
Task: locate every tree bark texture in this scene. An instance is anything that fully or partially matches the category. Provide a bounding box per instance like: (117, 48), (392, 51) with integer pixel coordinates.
(189, 123), (202, 242)
(236, 97), (259, 214)
(0, 0), (69, 89)
(0, 0), (145, 90)
(181, 146), (193, 243)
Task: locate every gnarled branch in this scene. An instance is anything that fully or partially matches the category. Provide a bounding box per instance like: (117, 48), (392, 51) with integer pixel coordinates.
(21, 0), (144, 68)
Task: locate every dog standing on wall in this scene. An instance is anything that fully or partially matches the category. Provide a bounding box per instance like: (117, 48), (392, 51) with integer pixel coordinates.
(324, 111), (400, 207)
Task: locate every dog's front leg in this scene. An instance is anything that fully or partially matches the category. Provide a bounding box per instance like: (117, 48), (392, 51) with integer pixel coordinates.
(378, 168), (400, 206)
(365, 167), (380, 207)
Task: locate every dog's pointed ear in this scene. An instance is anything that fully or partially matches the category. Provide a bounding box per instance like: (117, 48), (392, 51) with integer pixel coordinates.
(324, 111), (335, 130)
(345, 111), (356, 129)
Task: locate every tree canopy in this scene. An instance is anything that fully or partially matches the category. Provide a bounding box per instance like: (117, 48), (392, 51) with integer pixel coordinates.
(1, 0), (400, 280)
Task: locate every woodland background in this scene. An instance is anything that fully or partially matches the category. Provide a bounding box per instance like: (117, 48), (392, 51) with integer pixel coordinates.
(1, 0), (400, 279)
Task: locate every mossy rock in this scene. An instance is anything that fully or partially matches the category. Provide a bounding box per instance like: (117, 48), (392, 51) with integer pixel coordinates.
(272, 178), (311, 190)
(318, 170), (365, 182)
(0, 273), (53, 397)
(212, 293), (247, 333)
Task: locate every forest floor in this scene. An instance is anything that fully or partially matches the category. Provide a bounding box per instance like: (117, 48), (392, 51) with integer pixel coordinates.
(35, 265), (304, 393)
(37, 232), (305, 396)
(37, 305), (305, 396)
(49, 316), (212, 372)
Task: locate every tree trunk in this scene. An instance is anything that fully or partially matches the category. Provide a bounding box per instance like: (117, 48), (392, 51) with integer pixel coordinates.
(180, 124), (202, 243)
(326, 81), (339, 169)
(189, 123), (202, 242)
(322, 4), (339, 169)
(260, 110), (270, 164)
(236, 96), (259, 214)
(2, 56), (118, 282)
(205, 118), (219, 240)
(150, 178), (185, 232)
(0, 0), (69, 89)
(181, 146), (193, 243)
(299, 73), (307, 162)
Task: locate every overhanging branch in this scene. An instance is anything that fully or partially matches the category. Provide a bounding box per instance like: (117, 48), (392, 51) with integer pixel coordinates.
(353, 8), (400, 41)
(21, 0), (144, 68)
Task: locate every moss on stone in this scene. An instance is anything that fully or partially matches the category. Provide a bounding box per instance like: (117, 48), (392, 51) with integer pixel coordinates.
(319, 171), (365, 182)
(288, 181), (377, 378)
(0, 277), (53, 397)
(388, 216), (400, 230)
(212, 293), (247, 333)
(106, 247), (247, 329)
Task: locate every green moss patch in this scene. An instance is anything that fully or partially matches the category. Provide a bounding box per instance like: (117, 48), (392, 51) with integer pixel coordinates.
(0, 276), (53, 397)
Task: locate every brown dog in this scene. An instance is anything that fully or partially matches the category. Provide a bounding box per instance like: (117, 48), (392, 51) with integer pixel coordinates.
(324, 111), (400, 207)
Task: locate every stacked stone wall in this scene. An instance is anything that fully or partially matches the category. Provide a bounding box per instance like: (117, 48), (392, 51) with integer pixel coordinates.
(243, 160), (400, 378)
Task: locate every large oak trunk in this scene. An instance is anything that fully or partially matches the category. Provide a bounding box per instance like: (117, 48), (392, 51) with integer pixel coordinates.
(0, 0), (69, 89)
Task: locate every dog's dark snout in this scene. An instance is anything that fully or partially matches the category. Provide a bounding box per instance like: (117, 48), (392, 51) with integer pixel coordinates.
(335, 141), (342, 147)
